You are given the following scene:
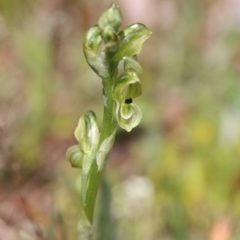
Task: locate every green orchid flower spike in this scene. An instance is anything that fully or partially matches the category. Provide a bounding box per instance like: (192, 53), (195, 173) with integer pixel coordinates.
(66, 3), (151, 238)
(113, 59), (142, 132)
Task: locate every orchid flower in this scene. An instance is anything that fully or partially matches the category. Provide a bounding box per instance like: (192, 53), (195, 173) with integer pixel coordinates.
(113, 58), (143, 131)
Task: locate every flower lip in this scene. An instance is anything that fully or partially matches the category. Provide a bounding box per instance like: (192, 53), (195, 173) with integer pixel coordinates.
(125, 98), (132, 104)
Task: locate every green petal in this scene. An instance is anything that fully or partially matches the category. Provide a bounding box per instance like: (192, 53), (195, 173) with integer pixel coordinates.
(124, 81), (142, 99)
(113, 23), (151, 63)
(102, 25), (117, 43)
(103, 26), (119, 58)
(66, 145), (84, 168)
(74, 111), (99, 154)
(83, 25), (108, 78)
(128, 102), (142, 129)
(112, 70), (141, 100)
(120, 103), (133, 119)
(117, 103), (142, 132)
(74, 116), (85, 143)
(123, 56), (142, 75)
(84, 25), (102, 54)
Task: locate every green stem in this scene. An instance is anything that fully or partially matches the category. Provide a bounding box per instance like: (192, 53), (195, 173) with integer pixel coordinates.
(84, 75), (117, 223)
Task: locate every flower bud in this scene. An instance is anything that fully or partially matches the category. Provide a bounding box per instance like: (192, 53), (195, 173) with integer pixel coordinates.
(66, 145), (84, 168)
(98, 4), (122, 32)
(103, 25), (116, 43)
(84, 25), (102, 54)
(103, 26), (119, 57)
(83, 25), (107, 78)
(74, 111), (99, 154)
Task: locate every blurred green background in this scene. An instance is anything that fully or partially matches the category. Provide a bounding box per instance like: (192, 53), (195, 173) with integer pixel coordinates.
(1, 0), (240, 239)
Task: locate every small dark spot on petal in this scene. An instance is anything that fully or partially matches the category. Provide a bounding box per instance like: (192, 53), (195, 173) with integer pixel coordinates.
(125, 98), (132, 104)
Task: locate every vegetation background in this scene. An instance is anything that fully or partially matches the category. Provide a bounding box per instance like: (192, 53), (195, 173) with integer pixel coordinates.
(0, 0), (240, 239)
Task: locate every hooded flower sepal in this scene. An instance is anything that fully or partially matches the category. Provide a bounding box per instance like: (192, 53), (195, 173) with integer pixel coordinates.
(66, 111), (100, 168)
(112, 23), (151, 64)
(102, 26), (120, 59)
(74, 111), (99, 154)
(112, 69), (142, 132)
(123, 56), (142, 75)
(83, 25), (108, 78)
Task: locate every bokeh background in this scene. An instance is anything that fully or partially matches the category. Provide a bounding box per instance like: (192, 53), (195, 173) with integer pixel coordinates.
(1, 0), (240, 239)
